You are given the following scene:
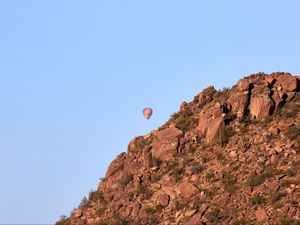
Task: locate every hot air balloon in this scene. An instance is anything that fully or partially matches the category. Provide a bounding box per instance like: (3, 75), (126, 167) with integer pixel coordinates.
(143, 108), (153, 120)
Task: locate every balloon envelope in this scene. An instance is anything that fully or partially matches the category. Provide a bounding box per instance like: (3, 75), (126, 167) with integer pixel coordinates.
(143, 108), (153, 120)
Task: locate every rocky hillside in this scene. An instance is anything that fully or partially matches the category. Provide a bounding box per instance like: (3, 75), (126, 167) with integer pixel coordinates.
(56, 72), (300, 225)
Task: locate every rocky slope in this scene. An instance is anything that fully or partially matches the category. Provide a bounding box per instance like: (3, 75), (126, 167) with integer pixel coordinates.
(56, 72), (300, 225)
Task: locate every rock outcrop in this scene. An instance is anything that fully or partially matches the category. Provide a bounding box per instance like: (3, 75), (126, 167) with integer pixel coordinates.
(56, 72), (300, 225)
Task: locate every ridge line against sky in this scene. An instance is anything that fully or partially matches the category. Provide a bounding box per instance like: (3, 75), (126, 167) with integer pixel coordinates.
(0, 0), (299, 223)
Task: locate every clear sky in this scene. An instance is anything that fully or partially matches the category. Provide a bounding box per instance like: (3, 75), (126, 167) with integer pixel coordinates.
(0, 0), (299, 224)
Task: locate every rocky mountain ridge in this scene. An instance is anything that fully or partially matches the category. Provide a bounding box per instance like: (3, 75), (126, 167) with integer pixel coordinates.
(57, 72), (300, 225)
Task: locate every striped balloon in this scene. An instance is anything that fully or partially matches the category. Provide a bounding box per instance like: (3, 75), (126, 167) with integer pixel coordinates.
(143, 108), (153, 120)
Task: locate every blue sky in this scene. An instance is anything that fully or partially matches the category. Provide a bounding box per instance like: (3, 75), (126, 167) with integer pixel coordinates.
(0, 0), (299, 224)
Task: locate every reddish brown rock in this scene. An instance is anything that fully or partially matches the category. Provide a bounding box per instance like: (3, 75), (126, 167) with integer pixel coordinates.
(228, 91), (249, 117)
(142, 148), (153, 168)
(255, 208), (268, 222)
(178, 181), (199, 199)
(276, 73), (298, 92)
(237, 78), (250, 92)
(105, 153), (125, 179)
(184, 215), (204, 225)
(206, 116), (225, 144)
(72, 209), (83, 218)
(249, 94), (275, 120)
(198, 86), (217, 105)
(151, 127), (183, 161)
(157, 194), (170, 207)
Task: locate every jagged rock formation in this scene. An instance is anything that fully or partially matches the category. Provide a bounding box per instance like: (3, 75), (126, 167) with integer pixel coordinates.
(56, 72), (300, 225)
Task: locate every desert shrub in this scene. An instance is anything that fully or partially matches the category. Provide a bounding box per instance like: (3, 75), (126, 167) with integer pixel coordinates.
(216, 152), (225, 160)
(251, 193), (266, 205)
(205, 171), (215, 180)
(165, 160), (179, 172)
(271, 191), (286, 203)
(279, 219), (300, 225)
(137, 138), (147, 149)
(224, 111), (237, 125)
(89, 190), (105, 202)
(110, 214), (129, 225)
(248, 169), (284, 187)
(190, 161), (205, 174)
(206, 208), (222, 223)
(55, 215), (68, 225)
(138, 185), (153, 199)
(231, 218), (249, 225)
(174, 201), (189, 210)
(285, 125), (300, 140)
(170, 167), (185, 182)
(204, 189), (216, 199)
(171, 109), (199, 132)
(96, 208), (106, 217)
(79, 196), (89, 209)
(221, 126), (235, 147)
(187, 145), (196, 154)
(99, 177), (107, 182)
(118, 173), (133, 186)
(222, 172), (237, 193)
(201, 154), (211, 163)
(152, 172), (163, 182)
(145, 204), (164, 214)
(95, 221), (108, 225)
(152, 157), (163, 167)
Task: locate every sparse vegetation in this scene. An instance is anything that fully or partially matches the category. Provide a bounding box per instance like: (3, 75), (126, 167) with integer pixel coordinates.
(285, 125), (300, 140)
(118, 173), (133, 186)
(152, 157), (163, 167)
(171, 167), (185, 182)
(220, 126), (236, 147)
(271, 191), (286, 203)
(201, 154), (211, 163)
(136, 138), (147, 149)
(89, 190), (105, 202)
(222, 172), (237, 193)
(79, 196), (89, 209)
(216, 152), (225, 160)
(204, 189), (216, 199)
(205, 171), (215, 180)
(55, 215), (68, 225)
(174, 200), (189, 211)
(152, 171), (163, 182)
(187, 145), (196, 154)
(137, 185), (153, 199)
(96, 208), (106, 217)
(231, 218), (249, 225)
(206, 208), (222, 223)
(171, 109), (199, 132)
(251, 193), (266, 205)
(190, 161), (205, 174)
(279, 218), (300, 225)
(248, 168), (284, 187)
(145, 204), (164, 214)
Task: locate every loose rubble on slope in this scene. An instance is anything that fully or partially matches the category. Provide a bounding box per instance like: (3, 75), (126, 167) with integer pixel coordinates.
(56, 72), (300, 225)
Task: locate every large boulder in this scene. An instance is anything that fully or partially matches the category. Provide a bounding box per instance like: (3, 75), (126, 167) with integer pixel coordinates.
(197, 86), (217, 105)
(276, 73), (298, 92)
(249, 94), (275, 120)
(105, 153), (126, 179)
(206, 116), (225, 144)
(237, 78), (250, 92)
(151, 127), (183, 161)
(228, 91), (249, 118)
(142, 148), (153, 168)
(197, 102), (225, 144)
(177, 181), (199, 199)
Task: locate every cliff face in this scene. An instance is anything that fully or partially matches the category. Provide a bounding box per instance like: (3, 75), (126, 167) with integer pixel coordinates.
(57, 72), (300, 225)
